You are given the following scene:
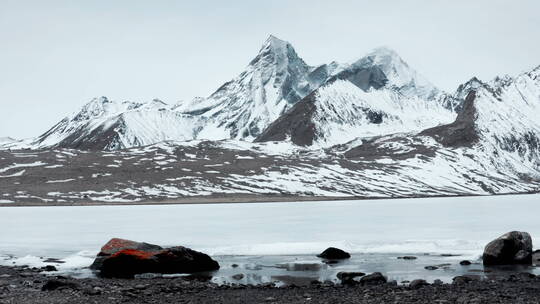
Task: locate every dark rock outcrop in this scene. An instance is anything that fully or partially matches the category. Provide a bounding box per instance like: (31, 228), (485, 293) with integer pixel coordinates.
(42, 279), (80, 291)
(316, 247), (351, 260)
(359, 272), (387, 286)
(255, 92), (318, 146)
(409, 279), (429, 289)
(336, 272), (365, 285)
(452, 275), (480, 285)
(91, 238), (219, 278)
(420, 91), (479, 147)
(482, 231), (533, 266)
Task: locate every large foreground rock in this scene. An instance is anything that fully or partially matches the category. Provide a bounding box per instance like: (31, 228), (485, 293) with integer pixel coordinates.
(91, 238), (220, 278)
(483, 231), (533, 266)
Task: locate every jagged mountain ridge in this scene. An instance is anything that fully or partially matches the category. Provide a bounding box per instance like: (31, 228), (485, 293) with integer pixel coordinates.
(8, 35), (458, 151)
(1, 65), (540, 202)
(32, 97), (203, 150)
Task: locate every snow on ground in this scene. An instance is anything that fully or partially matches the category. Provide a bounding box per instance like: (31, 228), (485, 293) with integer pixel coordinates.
(0, 161), (46, 173)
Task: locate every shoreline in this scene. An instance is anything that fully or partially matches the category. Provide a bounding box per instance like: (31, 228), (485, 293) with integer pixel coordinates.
(2, 265), (540, 303)
(2, 191), (539, 207)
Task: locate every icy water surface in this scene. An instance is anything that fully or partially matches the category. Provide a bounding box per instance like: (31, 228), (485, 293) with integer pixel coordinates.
(1, 194), (539, 284)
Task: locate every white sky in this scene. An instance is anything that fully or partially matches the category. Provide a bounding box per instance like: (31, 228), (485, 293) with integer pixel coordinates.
(1, 0), (539, 138)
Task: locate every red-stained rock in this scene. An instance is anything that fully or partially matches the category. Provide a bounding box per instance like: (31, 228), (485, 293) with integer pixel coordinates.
(90, 238), (162, 270)
(98, 238), (163, 256)
(91, 239), (220, 278)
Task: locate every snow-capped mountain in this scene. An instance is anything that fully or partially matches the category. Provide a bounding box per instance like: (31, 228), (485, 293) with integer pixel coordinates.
(175, 35), (338, 140)
(256, 48), (458, 147)
(1, 65), (540, 203)
(33, 97), (202, 150)
(12, 36), (459, 151)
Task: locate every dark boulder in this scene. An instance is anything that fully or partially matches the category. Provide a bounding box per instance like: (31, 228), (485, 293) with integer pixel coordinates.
(459, 260), (472, 266)
(90, 238), (163, 270)
(317, 247), (351, 260)
(482, 231), (533, 266)
(336, 272), (365, 285)
(359, 272), (387, 286)
(532, 250), (540, 265)
(409, 279), (429, 289)
(42, 279), (80, 291)
(91, 238), (219, 278)
(452, 275), (479, 285)
(40, 265), (57, 272)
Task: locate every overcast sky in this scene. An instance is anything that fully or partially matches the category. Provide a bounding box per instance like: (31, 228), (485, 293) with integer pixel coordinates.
(1, 0), (539, 138)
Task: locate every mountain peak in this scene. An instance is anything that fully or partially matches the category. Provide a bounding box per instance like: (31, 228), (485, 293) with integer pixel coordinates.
(253, 35), (297, 63)
(91, 96), (110, 104)
(352, 46), (440, 99)
(263, 35), (290, 49)
(368, 46), (402, 59)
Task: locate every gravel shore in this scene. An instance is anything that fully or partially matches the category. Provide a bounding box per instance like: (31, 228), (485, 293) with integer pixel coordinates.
(2, 265), (540, 304)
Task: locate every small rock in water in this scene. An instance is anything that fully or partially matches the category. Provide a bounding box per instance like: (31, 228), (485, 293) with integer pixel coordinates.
(41, 265), (57, 272)
(43, 258), (65, 264)
(433, 279), (444, 285)
(397, 256), (417, 260)
(231, 273), (244, 280)
(317, 247), (351, 260)
(424, 266), (438, 270)
(409, 279), (429, 289)
(459, 260), (472, 266)
(231, 264), (239, 268)
(359, 272), (387, 286)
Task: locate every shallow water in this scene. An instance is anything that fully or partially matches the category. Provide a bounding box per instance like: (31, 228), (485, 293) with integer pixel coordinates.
(1, 194), (539, 284)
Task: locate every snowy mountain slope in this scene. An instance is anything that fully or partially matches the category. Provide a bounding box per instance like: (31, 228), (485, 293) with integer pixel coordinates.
(0, 137), (16, 145)
(31, 97), (203, 150)
(175, 35), (338, 141)
(350, 47), (441, 100)
(472, 66), (540, 171)
(1, 135), (538, 204)
(419, 66), (540, 181)
(256, 59), (457, 147)
(17, 36), (340, 150)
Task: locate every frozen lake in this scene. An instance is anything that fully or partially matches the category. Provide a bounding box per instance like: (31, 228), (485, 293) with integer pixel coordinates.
(1, 194), (539, 284)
